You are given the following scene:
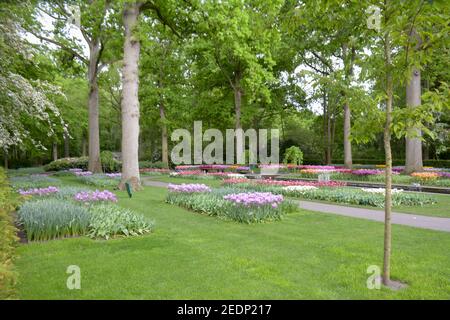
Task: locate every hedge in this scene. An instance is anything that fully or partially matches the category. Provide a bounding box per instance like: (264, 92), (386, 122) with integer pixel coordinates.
(44, 154), (121, 173)
(44, 157), (89, 171)
(0, 167), (18, 299)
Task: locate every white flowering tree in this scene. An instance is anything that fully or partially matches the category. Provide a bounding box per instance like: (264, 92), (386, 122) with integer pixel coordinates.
(0, 4), (66, 166)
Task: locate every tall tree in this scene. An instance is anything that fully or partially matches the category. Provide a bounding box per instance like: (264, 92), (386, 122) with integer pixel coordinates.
(27, 0), (117, 172)
(119, 0), (142, 189)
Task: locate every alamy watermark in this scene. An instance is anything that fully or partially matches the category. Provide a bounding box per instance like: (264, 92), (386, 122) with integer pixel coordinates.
(67, 5), (81, 28)
(66, 265), (81, 290)
(366, 265), (381, 290)
(366, 5), (381, 32)
(171, 121), (280, 173)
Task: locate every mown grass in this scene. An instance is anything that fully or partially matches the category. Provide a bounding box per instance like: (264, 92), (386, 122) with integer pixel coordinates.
(148, 176), (450, 218)
(14, 180), (450, 299)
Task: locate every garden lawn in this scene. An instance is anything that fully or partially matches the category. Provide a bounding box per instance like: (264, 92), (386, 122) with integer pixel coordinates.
(15, 185), (450, 299)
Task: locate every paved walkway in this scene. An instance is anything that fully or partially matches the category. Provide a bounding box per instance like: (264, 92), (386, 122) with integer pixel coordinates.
(142, 178), (450, 233)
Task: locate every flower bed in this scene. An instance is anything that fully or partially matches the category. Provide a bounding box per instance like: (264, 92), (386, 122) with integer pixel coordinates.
(222, 178), (436, 208)
(168, 183), (211, 193)
(74, 190), (118, 203)
(282, 187), (435, 208)
(166, 186), (297, 223)
(19, 186), (59, 196)
(14, 172), (153, 241)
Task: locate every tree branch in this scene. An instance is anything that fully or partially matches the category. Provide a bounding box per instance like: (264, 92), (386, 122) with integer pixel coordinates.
(27, 30), (88, 65)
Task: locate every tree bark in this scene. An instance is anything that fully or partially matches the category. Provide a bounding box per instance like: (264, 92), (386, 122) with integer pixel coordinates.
(405, 67), (423, 173)
(234, 87), (242, 130)
(3, 151), (8, 169)
(160, 102), (169, 166)
(52, 141), (58, 161)
(82, 136), (87, 157)
(343, 101), (352, 168)
(383, 31), (393, 287)
(342, 44), (355, 169)
(233, 69), (243, 130)
(119, 1), (142, 190)
(64, 132), (70, 158)
(87, 39), (102, 173)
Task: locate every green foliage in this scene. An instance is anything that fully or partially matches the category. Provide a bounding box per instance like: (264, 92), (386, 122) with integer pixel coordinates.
(283, 146), (303, 165)
(0, 167), (18, 299)
(77, 174), (119, 189)
(7, 167), (45, 177)
(44, 157), (89, 172)
(18, 199), (90, 241)
(100, 151), (121, 173)
(139, 161), (168, 169)
(88, 204), (154, 240)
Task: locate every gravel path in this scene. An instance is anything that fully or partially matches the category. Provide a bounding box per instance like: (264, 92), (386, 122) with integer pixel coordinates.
(142, 178), (450, 232)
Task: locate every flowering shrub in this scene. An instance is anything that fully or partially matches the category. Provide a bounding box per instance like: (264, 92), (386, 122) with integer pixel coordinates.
(69, 168), (83, 173)
(168, 183), (211, 193)
(74, 190), (118, 203)
(18, 186), (59, 196)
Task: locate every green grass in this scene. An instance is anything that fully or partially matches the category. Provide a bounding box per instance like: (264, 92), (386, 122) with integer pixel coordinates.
(146, 176), (450, 218)
(15, 182), (450, 299)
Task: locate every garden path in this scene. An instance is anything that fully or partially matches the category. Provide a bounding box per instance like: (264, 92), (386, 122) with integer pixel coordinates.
(141, 178), (450, 233)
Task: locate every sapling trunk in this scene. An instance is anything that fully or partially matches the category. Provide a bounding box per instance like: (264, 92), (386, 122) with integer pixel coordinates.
(383, 30), (393, 286)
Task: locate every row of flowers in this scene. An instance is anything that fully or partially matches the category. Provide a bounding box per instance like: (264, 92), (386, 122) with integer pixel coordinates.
(222, 178), (346, 188)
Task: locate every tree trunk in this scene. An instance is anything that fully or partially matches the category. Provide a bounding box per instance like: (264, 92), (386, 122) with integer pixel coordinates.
(343, 101), (352, 168)
(3, 151), (8, 169)
(234, 86), (242, 130)
(119, 1), (142, 191)
(383, 31), (393, 287)
(64, 132), (70, 158)
(405, 67), (423, 173)
(82, 136), (87, 157)
(87, 40), (102, 173)
(342, 44), (355, 169)
(52, 142), (58, 161)
(160, 102), (169, 166)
